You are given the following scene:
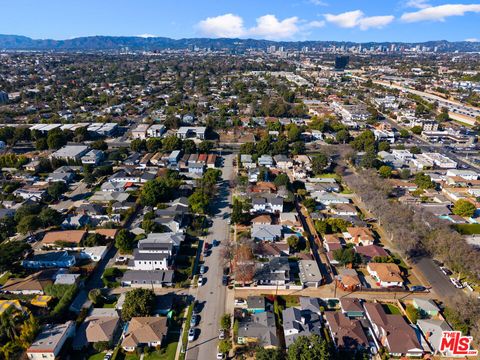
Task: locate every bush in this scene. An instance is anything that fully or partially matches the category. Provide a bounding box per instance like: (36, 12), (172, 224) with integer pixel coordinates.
(220, 313), (231, 329)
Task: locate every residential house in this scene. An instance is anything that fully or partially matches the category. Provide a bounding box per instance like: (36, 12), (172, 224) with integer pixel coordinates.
(246, 296), (267, 313)
(367, 263), (404, 288)
(273, 155), (293, 169)
(258, 154), (274, 168)
(298, 260), (323, 288)
(364, 302), (424, 357)
(282, 306), (322, 347)
(73, 308), (120, 350)
(324, 312), (369, 352)
(336, 268), (361, 291)
(27, 321), (75, 360)
(251, 214), (273, 225)
(41, 230), (86, 248)
(1, 270), (54, 295)
(279, 212), (302, 230)
(339, 298), (365, 318)
(254, 257), (290, 286)
(176, 127), (206, 140)
(50, 145), (89, 161)
(81, 149), (104, 165)
(344, 227), (375, 246)
(251, 195), (283, 214)
(253, 242), (289, 259)
(251, 224), (283, 242)
(330, 203), (357, 216)
(146, 124), (166, 138)
(22, 251), (76, 269)
(237, 310), (279, 348)
(354, 245), (388, 261)
(131, 124), (150, 139)
(121, 270), (174, 288)
(417, 319), (453, 356)
(241, 154), (256, 169)
(122, 317), (168, 352)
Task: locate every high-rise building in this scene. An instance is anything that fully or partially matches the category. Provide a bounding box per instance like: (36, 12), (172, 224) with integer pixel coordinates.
(0, 91), (8, 104)
(334, 56), (349, 71)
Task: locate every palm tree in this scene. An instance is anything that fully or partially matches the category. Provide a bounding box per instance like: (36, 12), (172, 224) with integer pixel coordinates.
(0, 308), (21, 342)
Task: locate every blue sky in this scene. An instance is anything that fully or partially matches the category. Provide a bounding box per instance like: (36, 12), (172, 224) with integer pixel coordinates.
(1, 0), (479, 42)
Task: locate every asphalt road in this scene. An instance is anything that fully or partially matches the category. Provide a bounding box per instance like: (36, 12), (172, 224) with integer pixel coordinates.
(186, 153), (235, 360)
(411, 257), (458, 299)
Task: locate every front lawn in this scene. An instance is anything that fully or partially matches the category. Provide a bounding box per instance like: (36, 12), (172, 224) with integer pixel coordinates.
(382, 303), (401, 315)
(88, 353), (106, 360)
(454, 223), (480, 235)
(0, 271), (11, 285)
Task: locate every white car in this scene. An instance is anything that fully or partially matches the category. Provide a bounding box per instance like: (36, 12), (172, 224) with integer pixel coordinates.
(450, 277), (463, 289)
(116, 256), (127, 263)
(188, 328), (195, 341)
(216, 352), (225, 359)
(234, 299), (247, 307)
(198, 275), (204, 286)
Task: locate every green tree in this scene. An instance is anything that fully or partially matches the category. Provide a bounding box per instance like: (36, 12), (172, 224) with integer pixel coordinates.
(130, 138), (146, 152)
(287, 236), (300, 252)
(350, 130), (376, 152)
(183, 139), (197, 154)
(287, 124), (301, 142)
(414, 172), (435, 189)
(0, 242), (31, 272)
(220, 314), (231, 329)
(287, 334), (333, 360)
(333, 247), (361, 266)
(17, 215), (42, 235)
(115, 229), (136, 254)
(39, 207), (62, 227)
(378, 141), (391, 152)
(88, 289), (103, 305)
(274, 173), (290, 187)
(311, 153), (329, 175)
(47, 130), (67, 149)
(410, 146), (422, 154)
(47, 182), (67, 200)
(378, 165), (393, 178)
(91, 140), (108, 151)
(255, 348), (285, 360)
(399, 129), (410, 138)
(146, 138), (162, 153)
(162, 135), (182, 151)
(198, 141), (214, 153)
(84, 233), (107, 247)
(218, 340), (231, 354)
(121, 288), (155, 321)
(335, 129), (350, 144)
(411, 125), (423, 135)
(188, 190), (210, 214)
(452, 199), (476, 217)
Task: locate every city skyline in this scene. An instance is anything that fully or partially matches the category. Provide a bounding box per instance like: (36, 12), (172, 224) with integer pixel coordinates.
(1, 0), (479, 42)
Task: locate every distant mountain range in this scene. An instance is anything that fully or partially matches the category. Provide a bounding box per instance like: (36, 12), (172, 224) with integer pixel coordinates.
(0, 34), (479, 52)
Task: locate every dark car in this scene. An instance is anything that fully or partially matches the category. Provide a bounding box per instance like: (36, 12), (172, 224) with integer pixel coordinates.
(222, 275), (228, 286)
(410, 285), (426, 292)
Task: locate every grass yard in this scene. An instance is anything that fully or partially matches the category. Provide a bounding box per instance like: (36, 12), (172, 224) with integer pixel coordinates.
(382, 303), (401, 315)
(0, 271), (11, 285)
(454, 223), (480, 235)
(144, 341), (178, 360)
(279, 295), (300, 307)
(88, 353), (106, 360)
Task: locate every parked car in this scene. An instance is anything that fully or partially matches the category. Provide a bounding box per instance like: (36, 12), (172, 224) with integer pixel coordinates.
(219, 329), (225, 340)
(450, 277), (463, 289)
(116, 256), (127, 263)
(188, 328), (195, 341)
(216, 351), (225, 359)
(198, 275), (204, 286)
(440, 267), (453, 276)
(103, 352), (113, 360)
(190, 314), (198, 327)
(234, 298), (247, 307)
(410, 285), (426, 292)
(193, 301), (202, 314)
(199, 265), (206, 275)
(222, 275), (228, 286)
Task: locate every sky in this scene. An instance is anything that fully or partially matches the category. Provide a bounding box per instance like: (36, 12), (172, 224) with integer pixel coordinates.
(0, 0), (479, 42)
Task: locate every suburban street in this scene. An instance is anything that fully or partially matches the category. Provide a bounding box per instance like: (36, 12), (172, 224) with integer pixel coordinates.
(186, 153), (235, 360)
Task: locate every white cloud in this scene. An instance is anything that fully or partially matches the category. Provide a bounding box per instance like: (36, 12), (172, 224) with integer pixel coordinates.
(465, 37), (479, 42)
(405, 0), (431, 9)
(305, 20), (326, 28)
(197, 14), (306, 39)
(137, 34), (158, 38)
(401, 4), (480, 22)
(197, 13), (245, 38)
(324, 10), (364, 28)
(249, 15), (300, 39)
(309, 0), (328, 6)
(324, 10), (394, 30)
